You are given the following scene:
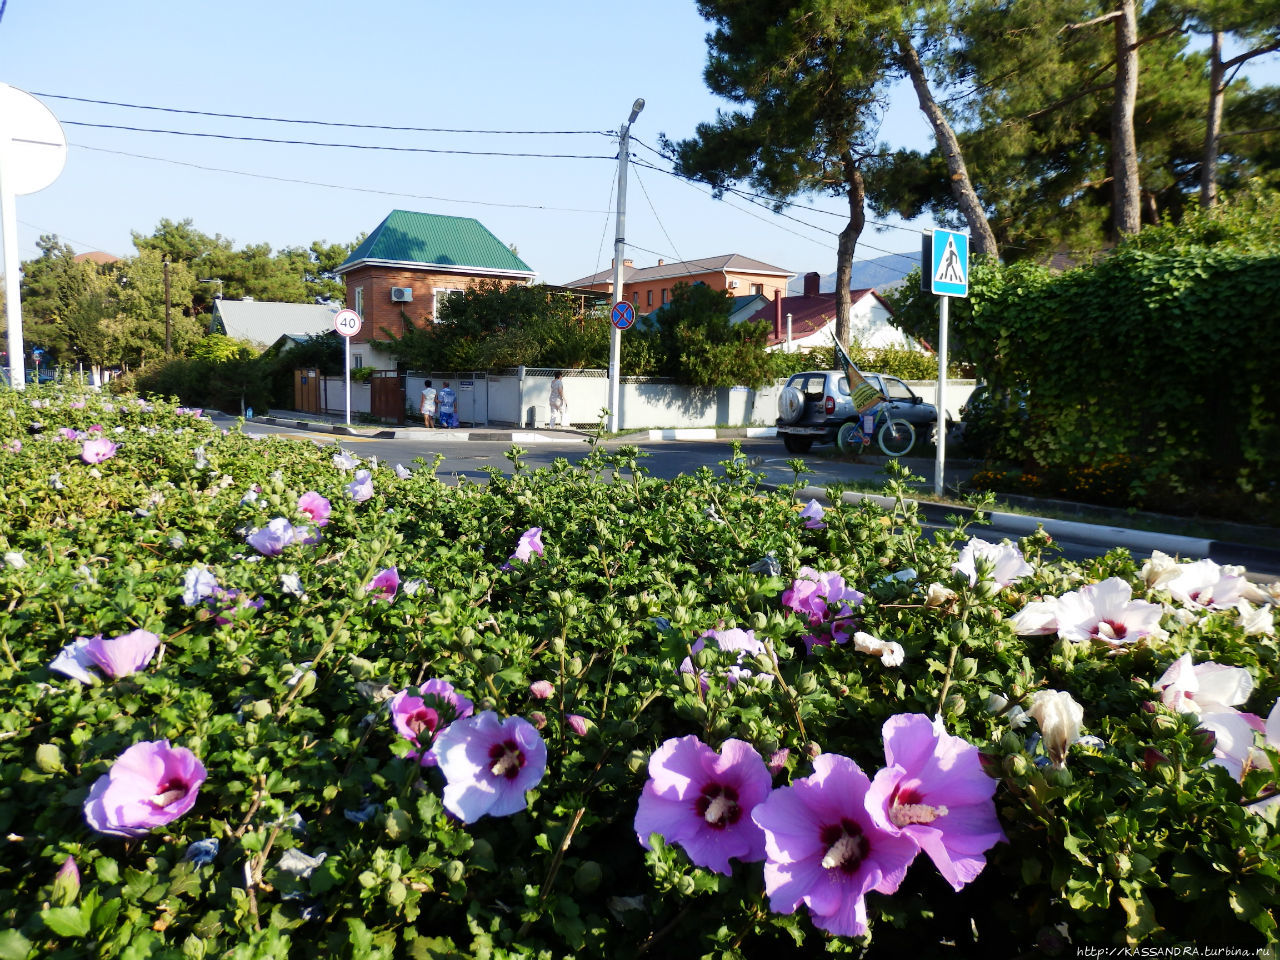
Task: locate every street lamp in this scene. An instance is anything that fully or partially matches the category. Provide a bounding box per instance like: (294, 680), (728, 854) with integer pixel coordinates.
(607, 97), (644, 434)
(198, 278), (224, 300)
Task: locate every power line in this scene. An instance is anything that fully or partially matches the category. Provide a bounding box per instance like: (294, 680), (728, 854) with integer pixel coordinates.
(631, 137), (924, 236)
(630, 164), (697, 280)
(73, 143), (612, 214)
(61, 122), (617, 159)
(35, 92), (612, 137)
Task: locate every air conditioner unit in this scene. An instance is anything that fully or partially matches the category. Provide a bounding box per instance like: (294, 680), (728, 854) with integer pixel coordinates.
(727, 279), (739, 289)
(390, 287), (414, 303)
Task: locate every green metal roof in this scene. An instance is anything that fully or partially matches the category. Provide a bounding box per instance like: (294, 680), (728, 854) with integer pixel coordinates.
(339, 210), (533, 274)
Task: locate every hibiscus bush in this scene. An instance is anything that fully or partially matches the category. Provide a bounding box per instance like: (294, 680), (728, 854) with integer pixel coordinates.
(0, 387), (1278, 958)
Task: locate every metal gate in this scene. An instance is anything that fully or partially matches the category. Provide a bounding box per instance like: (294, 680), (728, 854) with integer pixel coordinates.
(370, 371), (405, 424)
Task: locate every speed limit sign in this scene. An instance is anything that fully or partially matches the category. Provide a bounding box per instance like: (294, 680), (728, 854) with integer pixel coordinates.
(333, 308), (362, 338)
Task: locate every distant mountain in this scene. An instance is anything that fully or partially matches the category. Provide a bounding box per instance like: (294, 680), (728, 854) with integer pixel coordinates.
(787, 251), (919, 295)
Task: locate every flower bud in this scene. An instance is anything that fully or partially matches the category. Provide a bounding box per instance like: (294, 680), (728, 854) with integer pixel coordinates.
(550, 637), (566, 656)
(680, 672), (699, 694)
(35, 743), (65, 774)
(566, 714), (590, 737)
(483, 654), (503, 675)
(676, 875), (696, 896)
(945, 693), (966, 716)
(978, 751), (1003, 778)
(574, 861), (603, 893)
(1003, 754), (1028, 777)
(568, 656), (584, 677)
(796, 673), (818, 695)
(694, 647), (717, 670)
(767, 749), (790, 776)
(1027, 689), (1084, 769)
(444, 860), (465, 883)
(805, 741), (822, 759)
(50, 857), (80, 907)
(529, 680), (554, 699)
(529, 711), (548, 729)
(1142, 747), (1168, 771)
(626, 749), (649, 773)
(949, 621), (971, 644)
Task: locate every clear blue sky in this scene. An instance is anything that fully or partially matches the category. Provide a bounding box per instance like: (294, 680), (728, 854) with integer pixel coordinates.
(2, 1), (1276, 288)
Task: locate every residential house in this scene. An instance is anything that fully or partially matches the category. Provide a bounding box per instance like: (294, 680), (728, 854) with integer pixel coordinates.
(208, 299), (341, 351)
(744, 272), (922, 352)
(564, 254), (793, 314)
(335, 209), (535, 369)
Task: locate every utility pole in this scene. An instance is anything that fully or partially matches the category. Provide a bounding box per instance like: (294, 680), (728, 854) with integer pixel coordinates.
(163, 257), (172, 356)
(607, 97), (644, 434)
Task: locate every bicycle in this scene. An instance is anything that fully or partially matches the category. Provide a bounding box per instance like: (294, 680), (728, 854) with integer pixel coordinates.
(835, 405), (917, 457)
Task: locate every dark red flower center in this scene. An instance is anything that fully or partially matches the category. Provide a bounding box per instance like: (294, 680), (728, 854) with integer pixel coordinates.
(695, 782), (742, 830)
(149, 778), (189, 808)
(488, 739), (526, 780)
(819, 818), (868, 874)
(1095, 619), (1128, 639)
(405, 706), (440, 739)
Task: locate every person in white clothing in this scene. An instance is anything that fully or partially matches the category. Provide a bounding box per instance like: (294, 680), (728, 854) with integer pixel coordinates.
(419, 381), (437, 428)
(549, 371), (567, 428)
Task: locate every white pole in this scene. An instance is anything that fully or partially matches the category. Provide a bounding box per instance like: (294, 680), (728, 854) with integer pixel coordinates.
(607, 98), (644, 434)
(0, 150), (25, 391)
(934, 295), (949, 497)
(786, 313), (793, 353)
(344, 336), (351, 426)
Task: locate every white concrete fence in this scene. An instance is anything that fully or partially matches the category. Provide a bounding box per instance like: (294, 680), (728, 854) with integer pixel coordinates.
(316, 368), (976, 431)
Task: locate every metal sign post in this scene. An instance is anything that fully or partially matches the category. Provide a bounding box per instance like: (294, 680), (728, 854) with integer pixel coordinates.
(333, 308), (362, 426)
(922, 229), (970, 496)
(607, 98), (644, 434)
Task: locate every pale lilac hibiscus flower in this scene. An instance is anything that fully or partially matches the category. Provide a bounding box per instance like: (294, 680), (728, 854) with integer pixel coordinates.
(433, 711), (547, 822)
(297, 492), (331, 527)
(509, 527), (544, 564)
(49, 637), (99, 685)
(389, 680), (475, 766)
(1007, 597), (1061, 636)
(781, 567), (864, 653)
(246, 518), (299, 556)
(1161, 558), (1248, 611)
(751, 754), (918, 938)
(332, 451), (359, 471)
(345, 470), (374, 502)
(366, 567), (400, 603)
(83, 739), (206, 837)
(80, 437), (119, 464)
(1054, 577), (1164, 647)
(634, 736), (771, 875)
(953, 537), (1032, 587)
(798, 499), (826, 530)
(1154, 653), (1253, 717)
(182, 565), (219, 607)
(679, 627), (769, 691)
(866, 714), (1005, 891)
(83, 630), (161, 679)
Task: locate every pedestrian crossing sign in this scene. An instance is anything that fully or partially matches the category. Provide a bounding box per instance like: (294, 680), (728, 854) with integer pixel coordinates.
(926, 229), (969, 298)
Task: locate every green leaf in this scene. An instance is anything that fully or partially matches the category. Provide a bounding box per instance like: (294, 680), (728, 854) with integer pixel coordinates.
(0, 929), (33, 960)
(42, 906), (91, 938)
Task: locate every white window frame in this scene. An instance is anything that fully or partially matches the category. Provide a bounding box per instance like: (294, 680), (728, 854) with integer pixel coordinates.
(354, 286), (364, 317)
(352, 353), (364, 369)
(433, 287), (465, 319)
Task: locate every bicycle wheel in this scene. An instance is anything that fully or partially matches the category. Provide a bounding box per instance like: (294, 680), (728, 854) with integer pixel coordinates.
(836, 420), (865, 456)
(877, 418), (916, 457)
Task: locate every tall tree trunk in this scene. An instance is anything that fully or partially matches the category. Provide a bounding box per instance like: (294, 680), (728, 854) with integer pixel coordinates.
(834, 159), (865, 348)
(1111, 0), (1142, 235)
(1201, 30), (1224, 207)
(896, 35), (999, 258)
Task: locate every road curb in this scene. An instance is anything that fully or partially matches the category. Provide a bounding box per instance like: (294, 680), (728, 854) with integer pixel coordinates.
(800, 487), (1280, 572)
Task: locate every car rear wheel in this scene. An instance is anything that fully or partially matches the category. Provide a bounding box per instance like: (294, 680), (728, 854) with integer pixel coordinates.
(782, 434), (812, 454)
(777, 386), (804, 424)
(877, 418), (916, 457)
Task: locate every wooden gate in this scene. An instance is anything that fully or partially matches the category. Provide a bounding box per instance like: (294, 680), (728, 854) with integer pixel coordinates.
(370, 371), (405, 424)
(294, 369), (321, 413)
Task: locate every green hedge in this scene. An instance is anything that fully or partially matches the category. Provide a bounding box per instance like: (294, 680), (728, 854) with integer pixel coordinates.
(0, 387), (1277, 957)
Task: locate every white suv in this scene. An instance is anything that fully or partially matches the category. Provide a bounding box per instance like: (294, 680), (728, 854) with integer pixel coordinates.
(775, 370), (939, 455)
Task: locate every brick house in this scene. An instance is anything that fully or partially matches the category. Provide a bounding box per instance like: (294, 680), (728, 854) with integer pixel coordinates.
(743, 271), (922, 352)
(564, 254), (793, 314)
(335, 209), (535, 369)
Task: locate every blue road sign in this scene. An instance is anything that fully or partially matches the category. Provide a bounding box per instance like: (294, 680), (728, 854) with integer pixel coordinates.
(930, 229), (969, 298)
(611, 300), (636, 330)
